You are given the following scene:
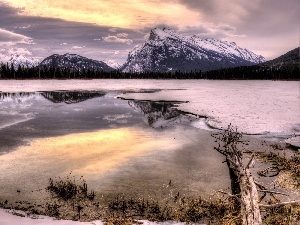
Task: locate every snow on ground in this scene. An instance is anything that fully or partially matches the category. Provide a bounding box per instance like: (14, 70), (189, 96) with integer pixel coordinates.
(0, 209), (103, 225)
(0, 209), (201, 225)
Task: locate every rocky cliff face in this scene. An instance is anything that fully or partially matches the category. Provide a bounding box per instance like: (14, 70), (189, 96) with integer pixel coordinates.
(121, 28), (265, 73)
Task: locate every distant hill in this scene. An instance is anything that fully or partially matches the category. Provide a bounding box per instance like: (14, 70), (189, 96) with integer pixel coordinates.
(39, 53), (115, 72)
(262, 47), (299, 66)
(203, 47), (299, 80)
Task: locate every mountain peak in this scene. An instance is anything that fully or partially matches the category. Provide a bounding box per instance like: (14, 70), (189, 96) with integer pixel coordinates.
(121, 28), (265, 73)
(149, 28), (169, 40)
(149, 28), (186, 42)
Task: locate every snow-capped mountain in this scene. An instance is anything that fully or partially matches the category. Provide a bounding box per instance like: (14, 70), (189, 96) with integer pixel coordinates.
(0, 54), (40, 68)
(121, 28), (265, 72)
(39, 53), (115, 72)
(104, 60), (121, 70)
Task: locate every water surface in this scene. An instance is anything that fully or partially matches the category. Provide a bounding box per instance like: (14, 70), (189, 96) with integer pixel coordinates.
(0, 91), (229, 203)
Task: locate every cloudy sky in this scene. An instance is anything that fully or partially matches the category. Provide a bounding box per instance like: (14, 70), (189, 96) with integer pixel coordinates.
(0, 0), (299, 65)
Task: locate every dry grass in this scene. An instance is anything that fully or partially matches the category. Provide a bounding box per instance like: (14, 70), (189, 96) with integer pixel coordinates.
(254, 150), (300, 189)
(105, 193), (241, 225)
(262, 204), (300, 225)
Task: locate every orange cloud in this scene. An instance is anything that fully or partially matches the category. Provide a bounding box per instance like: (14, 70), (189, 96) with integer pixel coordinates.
(3, 0), (200, 29)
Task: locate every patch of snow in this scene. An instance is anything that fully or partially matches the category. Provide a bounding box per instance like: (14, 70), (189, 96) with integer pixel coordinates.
(104, 60), (121, 69)
(0, 209), (206, 225)
(0, 208), (103, 225)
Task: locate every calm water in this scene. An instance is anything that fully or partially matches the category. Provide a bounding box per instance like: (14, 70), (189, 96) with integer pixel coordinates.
(0, 90), (230, 203)
(1, 79), (298, 203)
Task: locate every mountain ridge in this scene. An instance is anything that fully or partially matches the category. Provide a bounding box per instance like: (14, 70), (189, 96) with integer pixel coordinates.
(262, 47), (299, 66)
(121, 28), (265, 73)
(38, 53), (115, 72)
(0, 54), (40, 69)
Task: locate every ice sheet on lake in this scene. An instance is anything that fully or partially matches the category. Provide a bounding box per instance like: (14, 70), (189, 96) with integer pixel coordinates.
(285, 136), (300, 148)
(0, 80), (298, 136)
(0, 112), (34, 130)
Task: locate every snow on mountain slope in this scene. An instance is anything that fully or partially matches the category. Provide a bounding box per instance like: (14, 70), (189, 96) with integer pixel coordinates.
(121, 28), (265, 73)
(0, 54), (40, 68)
(104, 60), (121, 69)
(188, 36), (265, 64)
(39, 53), (115, 72)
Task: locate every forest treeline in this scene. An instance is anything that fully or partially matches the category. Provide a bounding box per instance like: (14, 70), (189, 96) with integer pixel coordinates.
(0, 62), (299, 80)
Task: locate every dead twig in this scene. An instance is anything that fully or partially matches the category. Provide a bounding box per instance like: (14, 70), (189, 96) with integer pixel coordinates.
(259, 200), (300, 208)
(257, 190), (289, 196)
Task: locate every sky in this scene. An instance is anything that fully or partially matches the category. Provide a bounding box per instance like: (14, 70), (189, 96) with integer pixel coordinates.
(0, 0), (299, 65)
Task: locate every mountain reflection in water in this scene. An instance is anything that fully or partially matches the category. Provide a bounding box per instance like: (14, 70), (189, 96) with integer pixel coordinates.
(41, 91), (105, 104)
(0, 91), (106, 105)
(128, 100), (197, 128)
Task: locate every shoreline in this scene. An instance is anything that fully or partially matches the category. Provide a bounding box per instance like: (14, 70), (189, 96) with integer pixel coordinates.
(0, 133), (299, 224)
(1, 132), (300, 221)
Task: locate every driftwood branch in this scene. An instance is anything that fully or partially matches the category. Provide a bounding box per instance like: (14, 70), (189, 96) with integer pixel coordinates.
(246, 155), (255, 169)
(259, 200), (300, 208)
(257, 189), (289, 196)
(214, 124), (262, 225)
(213, 125), (300, 224)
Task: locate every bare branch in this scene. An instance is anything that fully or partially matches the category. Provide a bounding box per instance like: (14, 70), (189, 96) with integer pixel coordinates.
(246, 155), (255, 169)
(259, 200), (300, 208)
(257, 189), (289, 196)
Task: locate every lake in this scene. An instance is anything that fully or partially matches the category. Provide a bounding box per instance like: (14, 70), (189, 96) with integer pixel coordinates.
(0, 79), (298, 204)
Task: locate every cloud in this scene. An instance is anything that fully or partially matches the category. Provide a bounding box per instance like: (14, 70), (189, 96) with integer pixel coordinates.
(180, 23), (245, 40)
(18, 25), (31, 29)
(102, 35), (133, 45)
(0, 28), (33, 45)
(3, 0), (200, 29)
(109, 28), (117, 32)
(60, 42), (68, 45)
(177, 0), (262, 24)
(7, 47), (33, 56)
(71, 45), (85, 49)
(116, 33), (128, 38)
(0, 28), (35, 62)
